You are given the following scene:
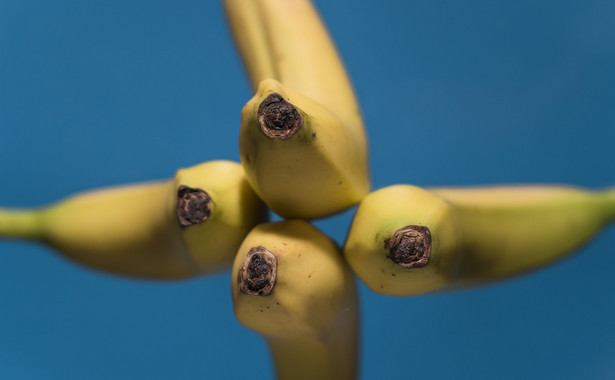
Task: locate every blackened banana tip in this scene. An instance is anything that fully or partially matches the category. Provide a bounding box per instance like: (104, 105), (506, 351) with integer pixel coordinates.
(385, 225), (431, 269)
(239, 246), (278, 296)
(257, 93), (303, 140)
(176, 185), (213, 228)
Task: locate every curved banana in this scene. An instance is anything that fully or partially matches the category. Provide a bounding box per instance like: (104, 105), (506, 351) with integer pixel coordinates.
(231, 220), (359, 380)
(223, 0), (365, 132)
(239, 79), (369, 219)
(0, 160), (268, 279)
(225, 0), (370, 219)
(343, 184), (615, 296)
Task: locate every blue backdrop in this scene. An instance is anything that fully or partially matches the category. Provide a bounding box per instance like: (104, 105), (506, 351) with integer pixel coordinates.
(1, 1), (614, 379)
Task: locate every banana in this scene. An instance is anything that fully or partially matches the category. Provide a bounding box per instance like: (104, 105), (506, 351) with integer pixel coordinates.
(0, 160), (268, 279)
(231, 220), (359, 380)
(343, 184), (615, 296)
(223, 0), (365, 131)
(225, 0), (370, 219)
(238, 78), (369, 219)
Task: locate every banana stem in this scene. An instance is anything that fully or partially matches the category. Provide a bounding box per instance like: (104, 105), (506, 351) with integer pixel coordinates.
(0, 208), (45, 241)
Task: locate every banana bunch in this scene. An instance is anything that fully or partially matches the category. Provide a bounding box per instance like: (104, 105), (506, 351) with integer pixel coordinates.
(225, 0), (370, 219)
(0, 160), (268, 279)
(343, 184), (615, 296)
(2, 0), (611, 379)
(231, 220), (359, 380)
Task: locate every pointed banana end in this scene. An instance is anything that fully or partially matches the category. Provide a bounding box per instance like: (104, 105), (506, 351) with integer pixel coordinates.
(239, 246), (278, 296)
(385, 225), (431, 269)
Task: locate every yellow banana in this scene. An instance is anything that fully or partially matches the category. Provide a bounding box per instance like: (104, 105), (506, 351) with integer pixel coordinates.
(239, 79), (369, 218)
(225, 0), (370, 219)
(0, 160), (268, 279)
(343, 184), (615, 296)
(231, 220), (359, 380)
(223, 0), (364, 131)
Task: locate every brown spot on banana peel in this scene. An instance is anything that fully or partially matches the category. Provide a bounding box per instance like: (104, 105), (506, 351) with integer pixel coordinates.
(239, 247), (278, 296)
(176, 185), (213, 228)
(385, 225), (431, 268)
(257, 93), (303, 140)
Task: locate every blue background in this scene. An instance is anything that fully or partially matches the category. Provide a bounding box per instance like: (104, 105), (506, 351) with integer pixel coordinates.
(1, 0), (614, 379)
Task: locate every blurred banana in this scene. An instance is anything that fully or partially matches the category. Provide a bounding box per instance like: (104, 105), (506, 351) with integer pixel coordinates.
(224, 0), (365, 131)
(0, 160), (268, 279)
(343, 184), (615, 296)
